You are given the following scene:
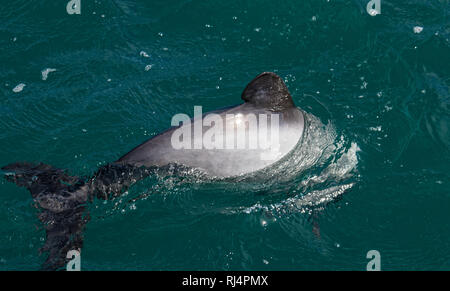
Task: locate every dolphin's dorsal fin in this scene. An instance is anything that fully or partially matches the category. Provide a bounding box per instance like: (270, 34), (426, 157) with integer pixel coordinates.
(241, 72), (295, 111)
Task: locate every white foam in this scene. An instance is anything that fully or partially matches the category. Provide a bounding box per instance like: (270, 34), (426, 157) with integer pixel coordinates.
(413, 26), (423, 34)
(12, 83), (25, 93)
(41, 68), (57, 80)
(369, 126), (382, 132)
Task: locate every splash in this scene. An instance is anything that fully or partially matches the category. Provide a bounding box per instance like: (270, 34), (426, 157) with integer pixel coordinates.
(224, 111), (360, 216)
(104, 111), (360, 219)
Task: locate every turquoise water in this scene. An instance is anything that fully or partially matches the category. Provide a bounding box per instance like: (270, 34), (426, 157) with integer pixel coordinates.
(1, 0), (449, 270)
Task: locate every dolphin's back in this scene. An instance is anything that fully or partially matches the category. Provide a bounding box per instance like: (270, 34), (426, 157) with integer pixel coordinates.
(118, 73), (305, 177)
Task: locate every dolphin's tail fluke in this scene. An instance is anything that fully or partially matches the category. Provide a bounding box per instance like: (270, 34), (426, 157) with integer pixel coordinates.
(2, 162), (153, 270)
(2, 162), (89, 270)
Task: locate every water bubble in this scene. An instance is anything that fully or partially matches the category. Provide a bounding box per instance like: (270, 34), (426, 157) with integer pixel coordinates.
(140, 51), (150, 58)
(260, 218), (268, 227)
(369, 126), (382, 132)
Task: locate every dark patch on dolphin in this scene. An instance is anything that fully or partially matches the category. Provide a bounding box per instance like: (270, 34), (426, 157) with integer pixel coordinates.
(2, 72), (305, 270)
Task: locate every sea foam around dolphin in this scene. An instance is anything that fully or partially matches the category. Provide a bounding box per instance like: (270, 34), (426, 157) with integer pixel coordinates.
(97, 111), (359, 223)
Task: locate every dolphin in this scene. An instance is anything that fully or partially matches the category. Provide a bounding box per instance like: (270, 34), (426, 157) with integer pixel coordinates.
(2, 72), (304, 270)
(118, 72), (304, 176)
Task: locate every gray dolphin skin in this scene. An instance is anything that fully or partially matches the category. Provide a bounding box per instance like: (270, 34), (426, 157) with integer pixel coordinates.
(2, 72), (304, 270)
(117, 72), (304, 176)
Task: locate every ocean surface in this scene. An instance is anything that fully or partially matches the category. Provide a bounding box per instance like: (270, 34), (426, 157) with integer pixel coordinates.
(0, 0), (449, 270)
